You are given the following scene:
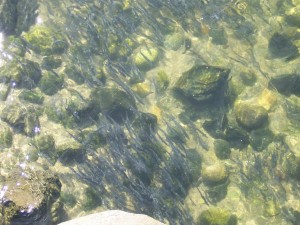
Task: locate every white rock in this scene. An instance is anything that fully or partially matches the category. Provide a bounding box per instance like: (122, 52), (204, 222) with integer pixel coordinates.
(58, 210), (166, 225)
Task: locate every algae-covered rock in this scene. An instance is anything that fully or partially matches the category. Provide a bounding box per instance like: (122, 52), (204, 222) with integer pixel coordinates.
(222, 110), (250, 148)
(264, 199), (280, 217)
(0, 103), (26, 126)
(164, 31), (185, 50)
(32, 134), (57, 164)
(186, 148), (202, 185)
(249, 128), (274, 152)
(214, 139), (231, 160)
(39, 71), (64, 95)
(92, 87), (137, 121)
(202, 162), (229, 185)
(132, 112), (158, 140)
(234, 102), (268, 130)
(81, 187), (102, 211)
(240, 70), (257, 86)
(2, 36), (27, 56)
(0, 59), (41, 89)
(63, 65), (85, 85)
(282, 152), (300, 180)
(174, 65), (230, 102)
(42, 56), (63, 70)
(18, 89), (44, 104)
(133, 45), (160, 71)
(257, 89), (277, 111)
(131, 82), (152, 98)
(23, 109), (40, 136)
(155, 70), (169, 94)
(23, 25), (68, 55)
(60, 192), (77, 208)
(0, 0), (38, 35)
(45, 98), (76, 128)
(285, 6), (300, 27)
(0, 104), (41, 136)
(0, 168), (62, 225)
(56, 134), (83, 166)
(269, 73), (300, 96)
(197, 208), (237, 225)
(268, 32), (298, 59)
(0, 124), (13, 149)
(209, 26), (228, 45)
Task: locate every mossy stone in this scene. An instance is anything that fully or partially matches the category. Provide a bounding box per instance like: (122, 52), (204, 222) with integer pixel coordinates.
(24, 111), (40, 137)
(174, 65), (230, 102)
(0, 103), (26, 126)
(82, 187), (102, 211)
(3, 36), (26, 56)
(33, 134), (56, 153)
(197, 208), (237, 225)
(18, 89), (44, 104)
(64, 65), (85, 85)
(61, 192), (77, 208)
(0, 126), (13, 148)
(133, 45), (159, 71)
(23, 25), (68, 55)
(264, 199), (280, 217)
(269, 73), (300, 96)
(92, 87), (137, 122)
(32, 134), (57, 164)
(249, 128), (274, 152)
(155, 70), (169, 94)
(164, 32), (185, 50)
(45, 98), (76, 128)
(39, 71), (64, 95)
(0, 59), (41, 89)
(282, 153), (300, 180)
(285, 6), (300, 27)
(202, 163), (229, 185)
(209, 27), (228, 45)
(186, 149), (202, 185)
(235, 102), (268, 130)
(214, 139), (231, 159)
(268, 32), (298, 59)
(42, 56), (62, 70)
(240, 70), (257, 86)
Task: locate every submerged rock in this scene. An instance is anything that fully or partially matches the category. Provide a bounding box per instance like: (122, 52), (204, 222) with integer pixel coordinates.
(269, 73), (300, 96)
(23, 25), (68, 55)
(202, 162), (229, 185)
(174, 65), (230, 102)
(0, 59), (42, 89)
(0, 0), (38, 35)
(0, 123), (13, 149)
(268, 32), (298, 59)
(214, 139), (231, 160)
(197, 208), (237, 225)
(39, 71), (64, 95)
(234, 102), (268, 130)
(285, 6), (300, 28)
(92, 87), (137, 122)
(0, 169), (62, 225)
(133, 45), (160, 71)
(164, 31), (185, 50)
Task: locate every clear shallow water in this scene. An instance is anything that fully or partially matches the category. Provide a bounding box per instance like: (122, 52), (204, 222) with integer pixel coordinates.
(1, 0), (300, 225)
